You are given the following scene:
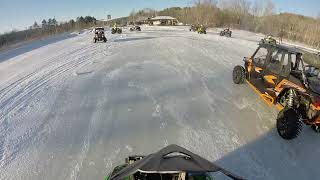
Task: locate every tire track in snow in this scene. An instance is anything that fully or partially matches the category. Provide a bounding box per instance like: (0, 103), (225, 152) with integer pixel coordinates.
(157, 35), (243, 155)
(0, 45), (94, 121)
(0, 44), (93, 100)
(0, 42), (109, 167)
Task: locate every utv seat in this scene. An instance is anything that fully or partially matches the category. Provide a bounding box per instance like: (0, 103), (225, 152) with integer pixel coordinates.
(308, 76), (320, 94)
(290, 70), (303, 80)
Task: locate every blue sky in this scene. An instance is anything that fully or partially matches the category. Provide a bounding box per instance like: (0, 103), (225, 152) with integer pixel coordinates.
(274, 0), (319, 16)
(0, 0), (319, 33)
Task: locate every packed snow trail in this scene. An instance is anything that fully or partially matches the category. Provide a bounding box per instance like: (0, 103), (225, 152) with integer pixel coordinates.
(0, 26), (320, 180)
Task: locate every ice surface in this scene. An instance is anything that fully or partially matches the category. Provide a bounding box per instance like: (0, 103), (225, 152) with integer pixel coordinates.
(0, 26), (320, 180)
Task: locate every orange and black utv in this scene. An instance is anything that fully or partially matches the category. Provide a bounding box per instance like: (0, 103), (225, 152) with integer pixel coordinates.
(233, 42), (320, 140)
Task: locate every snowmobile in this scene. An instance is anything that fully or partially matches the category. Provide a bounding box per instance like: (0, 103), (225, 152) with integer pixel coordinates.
(130, 26), (141, 31)
(220, 28), (232, 37)
(197, 26), (207, 34)
(111, 27), (122, 34)
(233, 41), (320, 140)
(261, 35), (277, 44)
(93, 27), (107, 43)
(105, 144), (244, 180)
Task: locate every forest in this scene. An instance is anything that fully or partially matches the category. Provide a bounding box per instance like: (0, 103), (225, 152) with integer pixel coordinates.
(1, 0), (320, 50)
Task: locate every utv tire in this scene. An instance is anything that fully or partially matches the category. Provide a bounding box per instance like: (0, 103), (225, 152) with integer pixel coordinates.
(276, 108), (302, 140)
(311, 124), (320, 133)
(233, 65), (246, 84)
(94, 39), (97, 43)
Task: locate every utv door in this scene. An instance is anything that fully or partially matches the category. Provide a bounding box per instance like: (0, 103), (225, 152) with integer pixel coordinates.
(246, 46), (277, 106)
(263, 50), (291, 88)
(262, 50), (292, 105)
(249, 46), (270, 79)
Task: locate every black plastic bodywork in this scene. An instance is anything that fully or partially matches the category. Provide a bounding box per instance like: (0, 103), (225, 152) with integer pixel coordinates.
(130, 26), (141, 31)
(220, 29), (232, 37)
(94, 28), (107, 42)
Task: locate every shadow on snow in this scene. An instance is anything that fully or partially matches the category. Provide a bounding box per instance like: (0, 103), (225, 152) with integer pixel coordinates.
(214, 127), (320, 180)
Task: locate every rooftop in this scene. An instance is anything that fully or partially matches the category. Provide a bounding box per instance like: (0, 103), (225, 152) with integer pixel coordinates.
(135, 16), (149, 22)
(150, 16), (177, 20)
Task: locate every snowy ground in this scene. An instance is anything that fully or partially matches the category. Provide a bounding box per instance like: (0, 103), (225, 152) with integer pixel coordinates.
(1, 26), (320, 180)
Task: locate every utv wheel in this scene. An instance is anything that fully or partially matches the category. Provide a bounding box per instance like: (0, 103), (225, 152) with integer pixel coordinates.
(311, 124), (320, 133)
(94, 39), (97, 43)
(276, 108), (302, 140)
(232, 65), (246, 84)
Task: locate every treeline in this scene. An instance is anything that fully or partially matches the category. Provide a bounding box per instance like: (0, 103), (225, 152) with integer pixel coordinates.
(0, 16), (98, 49)
(1, 0), (319, 50)
(130, 0), (320, 49)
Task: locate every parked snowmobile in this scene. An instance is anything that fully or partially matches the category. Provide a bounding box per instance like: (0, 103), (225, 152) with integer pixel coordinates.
(220, 28), (232, 37)
(105, 144), (244, 180)
(130, 26), (141, 31)
(93, 27), (107, 43)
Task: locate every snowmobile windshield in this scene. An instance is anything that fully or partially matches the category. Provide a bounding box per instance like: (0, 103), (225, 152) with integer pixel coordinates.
(109, 145), (244, 180)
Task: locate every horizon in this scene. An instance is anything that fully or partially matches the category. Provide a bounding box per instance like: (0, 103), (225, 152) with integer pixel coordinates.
(0, 0), (319, 34)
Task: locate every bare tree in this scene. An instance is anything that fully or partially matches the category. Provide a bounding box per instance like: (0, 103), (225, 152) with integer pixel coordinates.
(251, 0), (275, 17)
(263, 0), (275, 16)
(222, 0), (251, 26)
(128, 9), (136, 24)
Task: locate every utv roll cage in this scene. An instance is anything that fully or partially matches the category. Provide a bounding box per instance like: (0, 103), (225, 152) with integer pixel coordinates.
(249, 42), (310, 88)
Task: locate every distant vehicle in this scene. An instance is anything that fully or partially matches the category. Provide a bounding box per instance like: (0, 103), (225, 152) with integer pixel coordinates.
(111, 27), (122, 34)
(261, 35), (277, 44)
(93, 27), (107, 43)
(233, 41), (320, 140)
(220, 28), (232, 37)
(105, 144), (244, 180)
(130, 26), (141, 31)
(189, 25), (198, 32)
(197, 25), (207, 34)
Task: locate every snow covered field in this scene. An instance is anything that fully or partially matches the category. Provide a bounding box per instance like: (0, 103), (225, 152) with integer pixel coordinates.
(1, 26), (320, 180)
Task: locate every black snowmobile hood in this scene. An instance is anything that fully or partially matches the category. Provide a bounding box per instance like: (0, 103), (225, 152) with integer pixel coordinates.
(110, 144), (244, 180)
